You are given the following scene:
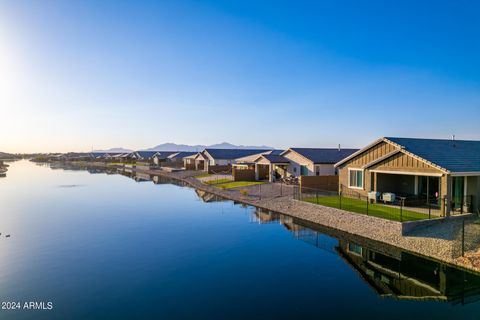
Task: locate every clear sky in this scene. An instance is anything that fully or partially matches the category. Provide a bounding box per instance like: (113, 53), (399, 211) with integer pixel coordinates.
(1, 0), (480, 153)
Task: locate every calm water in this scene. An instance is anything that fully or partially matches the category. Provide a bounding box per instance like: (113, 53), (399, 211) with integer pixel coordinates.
(1, 160), (480, 319)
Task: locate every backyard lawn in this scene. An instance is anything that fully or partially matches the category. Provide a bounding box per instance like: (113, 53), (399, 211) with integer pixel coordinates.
(302, 196), (430, 222)
(208, 180), (265, 189)
(206, 178), (233, 185)
(194, 172), (212, 178)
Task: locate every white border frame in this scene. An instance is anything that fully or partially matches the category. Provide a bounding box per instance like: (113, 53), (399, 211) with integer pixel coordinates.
(348, 168), (364, 190)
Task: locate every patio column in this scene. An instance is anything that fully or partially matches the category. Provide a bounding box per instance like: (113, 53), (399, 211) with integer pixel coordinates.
(269, 164), (274, 182)
(441, 174), (452, 216)
(254, 164), (259, 181)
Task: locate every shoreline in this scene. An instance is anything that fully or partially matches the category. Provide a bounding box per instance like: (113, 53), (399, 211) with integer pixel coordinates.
(54, 161), (480, 273)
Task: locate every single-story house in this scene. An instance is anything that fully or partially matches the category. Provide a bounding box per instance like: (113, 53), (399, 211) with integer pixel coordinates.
(280, 147), (360, 177)
(128, 151), (158, 162)
(189, 148), (272, 172)
(184, 153), (200, 170)
(152, 151), (180, 166)
(334, 137), (480, 215)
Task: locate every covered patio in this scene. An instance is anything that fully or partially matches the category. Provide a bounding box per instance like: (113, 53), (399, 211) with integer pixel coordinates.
(254, 155), (291, 182)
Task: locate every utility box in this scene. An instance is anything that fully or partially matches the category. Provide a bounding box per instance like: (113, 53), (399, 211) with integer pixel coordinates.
(368, 191), (381, 203)
(382, 193), (396, 203)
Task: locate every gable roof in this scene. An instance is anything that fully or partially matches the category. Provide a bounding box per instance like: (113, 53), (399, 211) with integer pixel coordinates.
(335, 137), (480, 174)
(135, 151), (158, 159)
(204, 148), (272, 160)
(167, 151), (197, 160)
(152, 151), (179, 160)
(385, 137), (480, 173)
(285, 148), (359, 164)
(259, 154), (290, 164)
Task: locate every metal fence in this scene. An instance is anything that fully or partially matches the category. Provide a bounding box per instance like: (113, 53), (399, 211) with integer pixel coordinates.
(454, 218), (480, 258)
(292, 185), (473, 222)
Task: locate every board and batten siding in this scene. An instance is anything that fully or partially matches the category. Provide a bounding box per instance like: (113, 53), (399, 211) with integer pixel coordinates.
(338, 141), (444, 195)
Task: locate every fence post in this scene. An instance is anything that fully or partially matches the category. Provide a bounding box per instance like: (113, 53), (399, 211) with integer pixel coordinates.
(259, 184), (262, 200)
(462, 219), (465, 257)
(339, 192), (342, 210)
(366, 197), (369, 215)
(400, 199), (403, 222)
(316, 189), (319, 204)
(428, 201), (431, 219)
(461, 196), (464, 215)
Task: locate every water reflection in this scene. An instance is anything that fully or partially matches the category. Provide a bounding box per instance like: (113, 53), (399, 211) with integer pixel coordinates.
(44, 162), (480, 306)
(251, 207), (480, 305)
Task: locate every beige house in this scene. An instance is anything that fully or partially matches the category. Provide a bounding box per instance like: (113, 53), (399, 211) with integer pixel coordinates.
(335, 137), (480, 215)
(281, 148), (359, 177)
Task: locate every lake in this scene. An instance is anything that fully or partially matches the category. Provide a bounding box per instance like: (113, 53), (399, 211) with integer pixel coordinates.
(1, 160), (480, 319)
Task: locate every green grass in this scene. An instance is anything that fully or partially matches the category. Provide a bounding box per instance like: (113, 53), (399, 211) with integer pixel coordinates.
(206, 178), (233, 185)
(194, 173), (212, 179)
(214, 181), (265, 189)
(302, 196), (429, 222)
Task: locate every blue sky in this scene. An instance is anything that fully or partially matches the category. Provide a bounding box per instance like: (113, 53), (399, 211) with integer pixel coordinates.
(1, 0), (479, 152)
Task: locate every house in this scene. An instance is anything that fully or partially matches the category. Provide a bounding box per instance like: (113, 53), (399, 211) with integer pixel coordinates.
(189, 148), (272, 172)
(128, 151), (158, 162)
(334, 137), (480, 215)
(152, 152), (180, 166)
(183, 153), (200, 170)
(280, 147), (360, 177)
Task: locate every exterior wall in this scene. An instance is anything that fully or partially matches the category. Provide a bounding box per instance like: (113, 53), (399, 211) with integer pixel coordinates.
(338, 141), (444, 196)
(369, 152), (441, 175)
(282, 150), (314, 176)
(314, 164), (336, 176)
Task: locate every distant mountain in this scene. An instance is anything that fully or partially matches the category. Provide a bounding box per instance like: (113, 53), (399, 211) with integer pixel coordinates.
(146, 142), (273, 152)
(92, 147), (133, 153)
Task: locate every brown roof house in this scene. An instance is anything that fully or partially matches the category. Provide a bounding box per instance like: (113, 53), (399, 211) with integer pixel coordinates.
(334, 137), (480, 215)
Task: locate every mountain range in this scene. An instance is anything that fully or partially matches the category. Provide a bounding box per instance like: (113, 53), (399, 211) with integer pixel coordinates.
(93, 142), (273, 153)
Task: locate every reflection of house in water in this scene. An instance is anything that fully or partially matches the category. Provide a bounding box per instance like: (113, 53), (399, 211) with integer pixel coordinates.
(337, 240), (480, 304)
(152, 175), (188, 187)
(133, 172), (151, 182)
(194, 190), (228, 203)
(275, 214), (480, 305)
(251, 208), (281, 224)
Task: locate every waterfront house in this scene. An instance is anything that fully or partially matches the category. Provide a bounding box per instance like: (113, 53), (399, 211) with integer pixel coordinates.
(280, 147), (359, 177)
(334, 137), (480, 215)
(193, 148), (272, 173)
(129, 151), (158, 162)
(152, 151), (179, 166)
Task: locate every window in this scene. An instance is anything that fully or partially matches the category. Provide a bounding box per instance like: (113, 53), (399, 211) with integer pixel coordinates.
(300, 165), (308, 176)
(349, 169), (363, 189)
(348, 243), (363, 256)
(315, 165), (320, 176)
(293, 167), (297, 173)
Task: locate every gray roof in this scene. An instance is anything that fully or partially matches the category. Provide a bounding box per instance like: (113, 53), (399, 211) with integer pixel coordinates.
(288, 148), (359, 164)
(205, 148), (272, 160)
(135, 151), (158, 159)
(386, 137), (480, 173)
(168, 152), (197, 160)
(153, 151), (179, 160)
(269, 149), (285, 155)
(261, 154), (290, 163)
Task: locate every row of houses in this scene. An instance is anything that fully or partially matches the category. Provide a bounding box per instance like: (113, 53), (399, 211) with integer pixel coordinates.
(181, 137), (480, 215)
(57, 136), (480, 215)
